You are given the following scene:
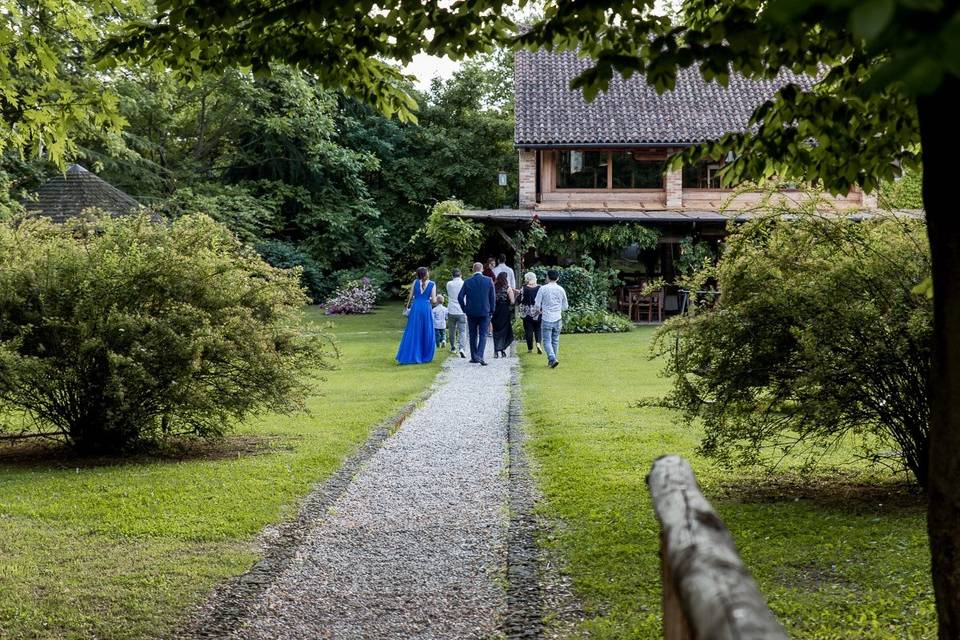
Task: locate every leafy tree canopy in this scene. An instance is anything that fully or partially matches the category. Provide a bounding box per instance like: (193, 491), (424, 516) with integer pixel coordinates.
(98, 0), (955, 199)
(516, 0), (958, 195)
(99, 0), (518, 123)
(0, 0), (144, 166)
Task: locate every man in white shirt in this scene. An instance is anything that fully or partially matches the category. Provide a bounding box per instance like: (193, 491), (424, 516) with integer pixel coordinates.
(445, 269), (468, 358)
(534, 269), (569, 368)
(491, 253), (516, 290)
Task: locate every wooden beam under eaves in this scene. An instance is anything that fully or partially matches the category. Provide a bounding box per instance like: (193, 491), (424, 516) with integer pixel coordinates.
(494, 226), (519, 252)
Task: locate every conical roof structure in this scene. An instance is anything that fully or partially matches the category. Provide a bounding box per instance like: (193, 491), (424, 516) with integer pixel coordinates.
(22, 164), (140, 223)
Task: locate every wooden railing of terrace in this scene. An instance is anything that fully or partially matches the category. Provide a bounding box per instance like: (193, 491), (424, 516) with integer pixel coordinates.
(648, 455), (789, 640)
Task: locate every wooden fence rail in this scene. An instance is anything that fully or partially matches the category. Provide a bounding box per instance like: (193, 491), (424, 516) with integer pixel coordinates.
(648, 455), (789, 640)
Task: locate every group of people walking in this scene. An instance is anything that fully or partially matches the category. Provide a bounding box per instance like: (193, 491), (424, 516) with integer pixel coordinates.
(396, 254), (569, 368)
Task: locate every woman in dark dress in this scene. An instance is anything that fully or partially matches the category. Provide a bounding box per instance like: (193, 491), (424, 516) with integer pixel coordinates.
(519, 271), (542, 354)
(491, 271), (515, 358)
(483, 257), (498, 337)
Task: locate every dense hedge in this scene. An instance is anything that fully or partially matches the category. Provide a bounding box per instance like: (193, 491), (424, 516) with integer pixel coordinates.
(562, 308), (633, 333)
(256, 239), (326, 302)
(512, 308), (631, 336)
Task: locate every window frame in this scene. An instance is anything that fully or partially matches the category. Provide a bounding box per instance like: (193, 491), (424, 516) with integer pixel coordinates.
(682, 159), (735, 191)
(551, 149), (668, 192)
(554, 149), (610, 190)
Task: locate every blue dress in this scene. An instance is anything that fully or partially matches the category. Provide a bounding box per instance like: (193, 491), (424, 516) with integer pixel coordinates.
(396, 280), (436, 365)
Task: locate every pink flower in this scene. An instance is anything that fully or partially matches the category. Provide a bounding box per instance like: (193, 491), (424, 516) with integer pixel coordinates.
(324, 279), (377, 315)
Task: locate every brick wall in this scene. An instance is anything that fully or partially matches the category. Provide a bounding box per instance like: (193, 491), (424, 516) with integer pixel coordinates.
(518, 150), (537, 208)
(665, 166), (683, 208)
(861, 190), (878, 209)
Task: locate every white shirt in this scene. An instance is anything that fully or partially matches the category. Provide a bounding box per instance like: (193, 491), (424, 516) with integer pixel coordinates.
(446, 278), (464, 315)
(534, 282), (569, 323)
(432, 304), (449, 329)
(492, 263), (515, 289)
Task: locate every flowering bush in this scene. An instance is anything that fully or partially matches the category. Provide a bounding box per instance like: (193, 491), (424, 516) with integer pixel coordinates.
(325, 277), (377, 315)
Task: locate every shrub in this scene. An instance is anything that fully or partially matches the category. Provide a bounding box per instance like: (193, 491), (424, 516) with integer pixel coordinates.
(333, 267), (391, 301)
(0, 213), (331, 454)
(324, 278), (377, 315)
(655, 210), (931, 486)
(153, 183), (282, 243)
(676, 236), (719, 277)
(531, 259), (619, 310)
(421, 200), (486, 284)
(561, 308), (633, 334)
(256, 239), (327, 302)
(512, 304), (632, 336)
(879, 168), (923, 210)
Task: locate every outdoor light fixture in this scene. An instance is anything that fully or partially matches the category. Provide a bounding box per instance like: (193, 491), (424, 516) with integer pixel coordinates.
(497, 170), (508, 186)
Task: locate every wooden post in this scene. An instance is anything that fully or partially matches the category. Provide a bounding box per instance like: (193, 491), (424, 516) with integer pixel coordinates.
(661, 528), (695, 640)
(513, 229), (523, 319)
(514, 230), (524, 280)
(648, 455), (788, 640)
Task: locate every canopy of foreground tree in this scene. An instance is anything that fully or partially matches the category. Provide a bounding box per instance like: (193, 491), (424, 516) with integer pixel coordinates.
(4, 0), (959, 636)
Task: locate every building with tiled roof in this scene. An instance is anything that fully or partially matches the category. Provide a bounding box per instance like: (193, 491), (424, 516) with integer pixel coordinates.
(463, 49), (878, 318)
(22, 164), (140, 223)
(515, 50), (816, 147)
(508, 48), (873, 214)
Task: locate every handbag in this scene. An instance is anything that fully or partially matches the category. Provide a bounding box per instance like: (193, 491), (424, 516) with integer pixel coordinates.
(402, 306), (410, 317)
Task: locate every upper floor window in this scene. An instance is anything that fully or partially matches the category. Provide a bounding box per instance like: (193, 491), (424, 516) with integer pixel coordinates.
(556, 150), (608, 189)
(682, 160), (724, 189)
(554, 149), (667, 190)
(612, 151), (665, 189)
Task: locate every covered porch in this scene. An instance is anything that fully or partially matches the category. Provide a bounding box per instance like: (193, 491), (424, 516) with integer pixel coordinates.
(459, 208), (731, 322)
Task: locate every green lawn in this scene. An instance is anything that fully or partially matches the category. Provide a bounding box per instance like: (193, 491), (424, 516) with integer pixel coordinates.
(0, 303), (442, 640)
(521, 327), (934, 639)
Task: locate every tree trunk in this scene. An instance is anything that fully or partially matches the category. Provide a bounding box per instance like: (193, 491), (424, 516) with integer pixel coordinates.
(919, 72), (960, 639)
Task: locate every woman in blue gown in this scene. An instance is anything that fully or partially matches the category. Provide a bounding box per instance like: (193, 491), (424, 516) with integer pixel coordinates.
(396, 267), (438, 365)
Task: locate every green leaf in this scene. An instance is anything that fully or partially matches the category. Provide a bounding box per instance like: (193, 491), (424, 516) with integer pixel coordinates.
(912, 275), (934, 299)
(850, 0), (896, 40)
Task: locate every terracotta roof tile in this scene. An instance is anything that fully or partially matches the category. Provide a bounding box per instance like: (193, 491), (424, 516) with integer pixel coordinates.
(515, 49), (812, 146)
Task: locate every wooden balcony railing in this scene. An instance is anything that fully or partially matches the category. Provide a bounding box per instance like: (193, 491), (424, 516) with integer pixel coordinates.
(648, 455), (789, 640)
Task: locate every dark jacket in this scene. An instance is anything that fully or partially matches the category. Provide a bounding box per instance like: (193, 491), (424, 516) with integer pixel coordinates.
(458, 272), (496, 318)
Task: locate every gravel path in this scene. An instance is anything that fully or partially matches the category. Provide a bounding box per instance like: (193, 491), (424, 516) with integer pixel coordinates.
(229, 343), (515, 639)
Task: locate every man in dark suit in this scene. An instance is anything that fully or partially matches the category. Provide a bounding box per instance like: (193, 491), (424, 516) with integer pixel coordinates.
(457, 262), (496, 365)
